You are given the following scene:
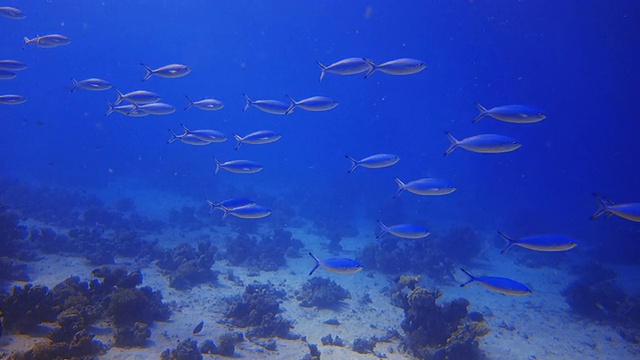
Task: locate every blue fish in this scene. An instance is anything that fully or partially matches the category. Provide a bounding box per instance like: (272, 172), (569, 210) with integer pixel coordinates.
(243, 94), (293, 115)
(376, 220), (430, 239)
(206, 198), (256, 215)
(393, 177), (456, 198)
(316, 57), (372, 81)
(444, 132), (521, 156)
(498, 231), (578, 254)
(346, 154), (400, 173)
(460, 269), (532, 296)
(308, 253), (363, 276)
(592, 193), (640, 223)
(214, 158), (263, 175)
(473, 103), (546, 124)
(221, 204), (271, 219)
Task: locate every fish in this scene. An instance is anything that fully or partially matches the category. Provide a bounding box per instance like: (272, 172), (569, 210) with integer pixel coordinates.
(243, 94), (293, 115)
(114, 90), (160, 105)
(167, 130), (210, 146)
(0, 6), (26, 20)
(473, 103), (546, 124)
(497, 231), (578, 254)
(345, 154), (400, 173)
(207, 198), (256, 214)
(0, 70), (16, 80)
(141, 63), (191, 81)
(376, 220), (430, 239)
(0, 94), (26, 105)
(180, 124), (227, 143)
(0, 60), (27, 71)
(285, 95), (339, 113)
(233, 130), (282, 150)
(214, 158), (263, 175)
(316, 58), (372, 81)
(444, 132), (521, 156)
(221, 204), (272, 219)
(591, 193), (640, 222)
(184, 95), (224, 111)
(71, 78), (112, 92)
(460, 269), (532, 296)
(106, 102), (148, 117)
(192, 321), (204, 335)
(23, 34), (71, 49)
(393, 177), (456, 198)
(363, 58), (426, 78)
(129, 103), (175, 115)
(308, 252), (363, 276)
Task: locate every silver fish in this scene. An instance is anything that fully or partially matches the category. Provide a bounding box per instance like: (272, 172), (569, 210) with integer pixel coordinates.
(473, 103), (546, 124)
(0, 94), (26, 105)
(141, 63), (191, 81)
(23, 34), (70, 49)
(114, 90), (160, 105)
(0, 6), (26, 20)
(130, 102), (175, 115)
(0, 70), (16, 80)
(207, 198), (256, 214)
(167, 129), (210, 146)
(364, 58), (426, 78)
(285, 95), (339, 113)
(243, 94), (293, 115)
(184, 95), (224, 111)
(498, 231), (578, 254)
(308, 252), (363, 275)
(345, 154), (399, 173)
(214, 158), (263, 174)
(0, 60), (27, 71)
(106, 102), (148, 117)
(233, 130), (282, 150)
(181, 124), (227, 143)
(316, 58), (372, 81)
(444, 132), (521, 156)
(592, 193), (640, 222)
(393, 177), (456, 198)
(376, 221), (430, 239)
(71, 78), (112, 92)
(460, 269), (532, 296)
(221, 204), (271, 219)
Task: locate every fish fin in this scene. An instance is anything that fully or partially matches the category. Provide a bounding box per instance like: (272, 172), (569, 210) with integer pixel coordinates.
(70, 78), (78, 93)
(317, 61), (327, 81)
(345, 155), (358, 173)
(376, 220), (388, 238)
(444, 132), (459, 156)
(167, 129), (179, 144)
(105, 101), (115, 116)
(591, 193), (613, 220)
(233, 133), (243, 150)
(125, 103), (139, 116)
(459, 268), (475, 287)
(184, 94), (194, 110)
(308, 252), (321, 275)
(285, 95), (296, 115)
(22, 37), (31, 49)
(472, 102), (488, 123)
(393, 177), (405, 198)
(221, 207), (229, 220)
(140, 63), (153, 81)
(243, 94), (252, 112)
(214, 157), (221, 175)
(115, 89), (124, 105)
(180, 123), (192, 134)
(497, 231), (515, 254)
(363, 58), (376, 79)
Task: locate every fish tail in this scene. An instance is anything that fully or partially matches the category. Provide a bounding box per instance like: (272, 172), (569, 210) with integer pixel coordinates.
(345, 155), (358, 173)
(444, 132), (459, 156)
(206, 199), (217, 214)
(140, 63), (153, 81)
(184, 94), (194, 110)
(105, 101), (115, 116)
(115, 89), (124, 105)
(70, 78), (78, 93)
(233, 133), (243, 150)
(376, 220), (388, 238)
(497, 231), (515, 254)
(591, 193), (613, 220)
(126, 103), (139, 116)
(308, 252), (321, 276)
(22, 37), (31, 49)
(363, 58), (377, 79)
(221, 207), (230, 220)
(243, 93), (253, 112)
(285, 95), (296, 115)
(317, 61), (327, 81)
(214, 157), (222, 175)
(393, 177), (406, 198)
(459, 268), (476, 287)
(167, 129), (179, 143)
(472, 102), (488, 123)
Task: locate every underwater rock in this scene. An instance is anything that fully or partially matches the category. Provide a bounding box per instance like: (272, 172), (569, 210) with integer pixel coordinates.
(160, 338), (203, 360)
(48, 308), (86, 343)
(297, 277), (351, 309)
(0, 283), (57, 333)
(254, 338), (278, 351)
(114, 322), (151, 347)
(224, 229), (303, 271)
(321, 334), (345, 347)
(0, 206), (28, 259)
(105, 286), (171, 326)
(215, 332), (244, 356)
(199, 339), (217, 354)
(352, 337), (376, 354)
(0, 257), (30, 281)
(91, 266), (143, 289)
(302, 343), (321, 360)
(156, 241), (218, 290)
(323, 318), (340, 326)
(8, 330), (107, 359)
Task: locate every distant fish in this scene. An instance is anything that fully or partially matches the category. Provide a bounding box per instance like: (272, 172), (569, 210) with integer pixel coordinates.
(214, 158), (263, 175)
(207, 198), (256, 214)
(473, 103), (546, 124)
(444, 132), (521, 156)
(0, 94), (26, 105)
(23, 34), (70, 49)
(376, 220), (430, 239)
(141, 63), (191, 81)
(192, 321), (204, 335)
(497, 231), (578, 254)
(0, 70), (16, 80)
(591, 193), (640, 222)
(167, 129), (210, 146)
(184, 95), (224, 111)
(181, 124), (227, 143)
(71, 78), (112, 92)
(285, 95), (339, 114)
(0, 6), (26, 20)
(106, 102), (148, 117)
(316, 58), (372, 81)
(308, 252), (363, 276)
(243, 94), (293, 115)
(345, 154), (399, 173)
(393, 177), (456, 198)
(115, 90), (160, 105)
(130, 102), (175, 115)
(460, 268), (532, 296)
(363, 58), (426, 79)
(0, 60), (28, 71)
(221, 204), (272, 219)
(233, 130), (282, 150)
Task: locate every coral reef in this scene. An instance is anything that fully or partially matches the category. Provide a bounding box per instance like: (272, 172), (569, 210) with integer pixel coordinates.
(0, 205), (29, 260)
(114, 322), (151, 347)
(321, 334), (345, 346)
(155, 241), (218, 290)
(0, 284), (57, 333)
(352, 337), (376, 354)
(224, 229), (303, 271)
(296, 277), (351, 309)
(160, 338), (203, 360)
(7, 331), (108, 360)
(0, 257), (30, 281)
(198, 332), (245, 356)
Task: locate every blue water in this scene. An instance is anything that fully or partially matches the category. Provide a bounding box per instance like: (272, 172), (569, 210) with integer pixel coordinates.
(2, 0), (640, 357)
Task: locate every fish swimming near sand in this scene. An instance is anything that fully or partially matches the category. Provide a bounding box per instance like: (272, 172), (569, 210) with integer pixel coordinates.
(308, 252), (363, 276)
(498, 231), (578, 254)
(591, 193), (640, 222)
(460, 268), (532, 296)
(192, 321), (204, 335)
(473, 103), (546, 124)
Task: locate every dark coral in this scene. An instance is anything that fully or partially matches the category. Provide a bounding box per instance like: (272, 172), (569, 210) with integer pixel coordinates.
(8, 330), (108, 360)
(297, 277), (351, 309)
(0, 283), (57, 333)
(214, 332), (244, 356)
(114, 322), (151, 347)
(321, 334), (345, 347)
(302, 343), (321, 360)
(160, 338), (203, 360)
(0, 257), (30, 281)
(352, 337), (376, 354)
(156, 241), (218, 290)
(0, 205), (28, 259)
(104, 286), (171, 327)
(224, 229), (303, 271)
